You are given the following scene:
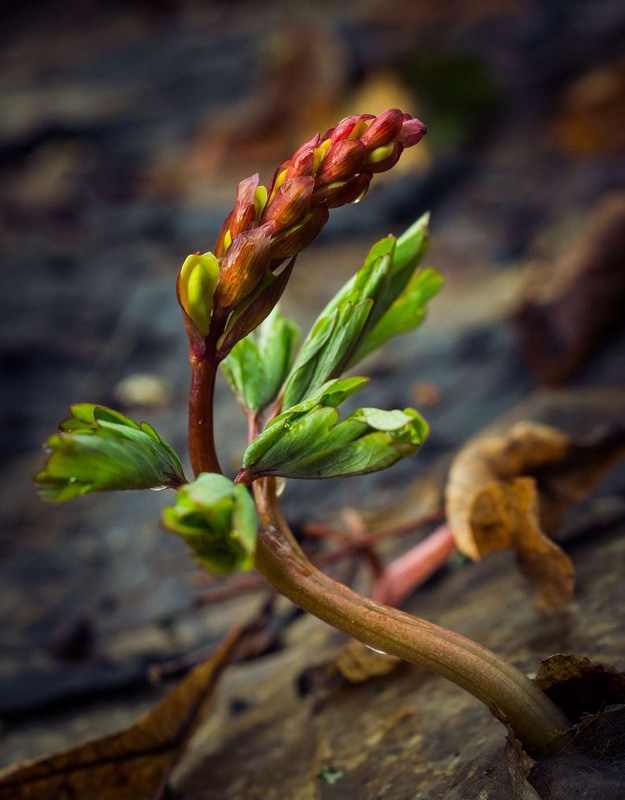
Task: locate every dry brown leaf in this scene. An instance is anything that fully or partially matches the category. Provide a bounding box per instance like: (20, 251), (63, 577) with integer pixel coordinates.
(0, 626), (248, 800)
(445, 420), (625, 611)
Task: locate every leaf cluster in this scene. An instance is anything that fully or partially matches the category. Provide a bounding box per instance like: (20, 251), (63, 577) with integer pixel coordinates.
(36, 404), (185, 503)
(243, 378), (428, 480)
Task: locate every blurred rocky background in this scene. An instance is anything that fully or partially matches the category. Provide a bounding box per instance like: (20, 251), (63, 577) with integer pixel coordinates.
(2, 0), (625, 772)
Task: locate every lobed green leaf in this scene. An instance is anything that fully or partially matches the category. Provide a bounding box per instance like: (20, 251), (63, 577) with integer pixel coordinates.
(281, 213), (435, 408)
(162, 473), (257, 576)
(243, 380), (428, 481)
(353, 267), (443, 363)
(36, 404), (186, 503)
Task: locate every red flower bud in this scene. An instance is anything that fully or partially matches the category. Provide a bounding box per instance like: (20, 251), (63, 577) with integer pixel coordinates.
(360, 108), (404, 148)
(365, 141), (403, 174)
(315, 139), (367, 184)
(267, 159), (291, 198)
(286, 134), (320, 178)
(330, 113), (374, 143)
(214, 174), (263, 259)
(214, 210), (234, 259)
(268, 202), (329, 260)
(398, 117), (427, 147)
(214, 222), (275, 311)
(311, 172), (372, 209)
(218, 259), (296, 355)
(229, 173), (261, 240)
(262, 176), (314, 232)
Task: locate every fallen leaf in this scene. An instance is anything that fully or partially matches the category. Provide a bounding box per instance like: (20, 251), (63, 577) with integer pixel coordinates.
(445, 420), (625, 611)
(515, 192), (625, 385)
(0, 626), (249, 800)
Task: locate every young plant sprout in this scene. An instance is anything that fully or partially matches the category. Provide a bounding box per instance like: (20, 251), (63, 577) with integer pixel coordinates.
(36, 110), (570, 757)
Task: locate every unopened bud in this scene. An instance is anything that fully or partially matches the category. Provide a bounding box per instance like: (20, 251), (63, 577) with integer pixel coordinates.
(269, 203), (330, 260)
(311, 172), (372, 209)
(177, 252), (220, 337)
(398, 117), (427, 147)
(315, 139), (367, 184)
(331, 113), (375, 143)
(215, 174), (268, 259)
(262, 176), (314, 232)
(286, 134), (320, 178)
(231, 174), (261, 236)
(366, 141), (403, 174)
(214, 223), (275, 311)
(360, 108), (404, 149)
(214, 211), (233, 259)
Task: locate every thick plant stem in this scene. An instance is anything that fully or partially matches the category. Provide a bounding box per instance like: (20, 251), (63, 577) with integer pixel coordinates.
(187, 314), (229, 477)
(253, 479), (570, 757)
(188, 346), (221, 477)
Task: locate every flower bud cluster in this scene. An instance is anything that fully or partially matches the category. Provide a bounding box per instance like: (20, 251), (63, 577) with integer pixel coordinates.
(178, 109), (426, 339)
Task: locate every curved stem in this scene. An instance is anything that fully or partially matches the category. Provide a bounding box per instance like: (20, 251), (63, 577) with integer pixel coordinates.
(253, 479), (569, 757)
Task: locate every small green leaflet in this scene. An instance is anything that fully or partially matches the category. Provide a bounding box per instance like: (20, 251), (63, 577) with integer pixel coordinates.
(36, 404), (186, 503)
(281, 213), (439, 408)
(242, 378), (428, 480)
(243, 377), (368, 468)
(281, 239), (394, 408)
(353, 267), (443, 363)
(162, 473), (257, 576)
(220, 306), (300, 412)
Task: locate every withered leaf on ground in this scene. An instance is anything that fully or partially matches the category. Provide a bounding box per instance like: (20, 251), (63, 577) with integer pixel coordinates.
(445, 420), (625, 611)
(0, 626), (249, 800)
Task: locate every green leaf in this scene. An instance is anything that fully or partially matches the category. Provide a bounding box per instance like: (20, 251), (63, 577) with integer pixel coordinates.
(220, 306), (300, 413)
(243, 382), (428, 480)
(162, 473), (257, 576)
(281, 214), (433, 407)
(36, 405), (186, 504)
(243, 377), (369, 469)
(392, 212), (431, 287)
(282, 240), (394, 408)
(354, 267), (443, 362)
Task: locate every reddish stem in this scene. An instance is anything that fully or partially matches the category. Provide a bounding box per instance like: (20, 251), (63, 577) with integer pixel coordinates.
(187, 314), (229, 477)
(373, 523), (456, 606)
(188, 346), (221, 476)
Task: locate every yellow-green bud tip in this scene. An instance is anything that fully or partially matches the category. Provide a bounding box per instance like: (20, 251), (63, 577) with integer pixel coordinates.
(178, 252), (220, 337)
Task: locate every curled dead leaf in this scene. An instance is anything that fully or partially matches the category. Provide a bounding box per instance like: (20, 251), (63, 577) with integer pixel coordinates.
(445, 420), (625, 611)
(0, 626), (249, 800)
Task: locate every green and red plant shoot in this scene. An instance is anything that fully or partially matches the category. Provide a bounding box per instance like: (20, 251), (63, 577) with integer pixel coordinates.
(36, 109), (571, 757)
